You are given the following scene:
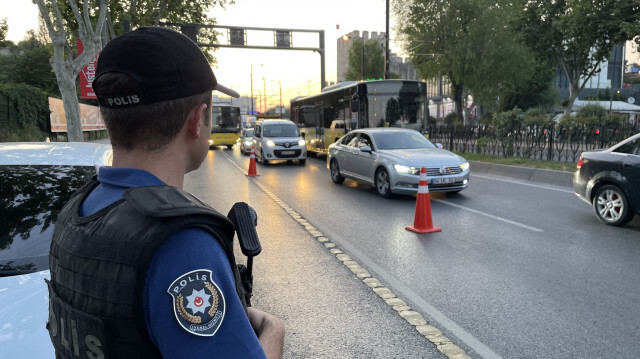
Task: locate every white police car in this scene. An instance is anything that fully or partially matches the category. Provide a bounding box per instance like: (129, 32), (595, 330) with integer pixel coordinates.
(0, 142), (113, 358)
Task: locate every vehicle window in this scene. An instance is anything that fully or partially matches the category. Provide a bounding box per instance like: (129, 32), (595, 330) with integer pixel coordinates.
(244, 129), (254, 137)
(263, 124), (300, 137)
(341, 132), (358, 147)
(613, 137), (640, 155)
(358, 134), (373, 150)
(0, 165), (97, 276)
(372, 131), (436, 150)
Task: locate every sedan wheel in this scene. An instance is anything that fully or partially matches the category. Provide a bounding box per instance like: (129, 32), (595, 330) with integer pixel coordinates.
(592, 184), (633, 226)
(330, 159), (345, 184)
(375, 168), (392, 198)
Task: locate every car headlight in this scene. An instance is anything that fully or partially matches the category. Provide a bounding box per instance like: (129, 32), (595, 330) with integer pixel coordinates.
(244, 140), (252, 146)
(266, 140), (275, 147)
(393, 164), (418, 175)
(209, 140), (213, 145)
(298, 139), (306, 146)
(460, 162), (470, 171)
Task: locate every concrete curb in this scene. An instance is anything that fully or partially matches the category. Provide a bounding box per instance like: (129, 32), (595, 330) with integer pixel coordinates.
(470, 160), (574, 187)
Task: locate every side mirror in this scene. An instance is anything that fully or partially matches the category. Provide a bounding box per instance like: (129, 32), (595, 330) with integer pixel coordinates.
(300, 132), (305, 138)
(360, 145), (372, 153)
(435, 143), (444, 149)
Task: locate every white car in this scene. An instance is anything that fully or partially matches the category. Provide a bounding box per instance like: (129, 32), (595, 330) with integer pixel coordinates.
(0, 142), (113, 358)
(253, 119), (307, 165)
(239, 127), (255, 155)
(327, 128), (470, 197)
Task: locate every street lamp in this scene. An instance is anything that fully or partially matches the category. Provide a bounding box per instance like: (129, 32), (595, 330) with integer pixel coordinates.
(343, 33), (365, 81)
(250, 64), (263, 114)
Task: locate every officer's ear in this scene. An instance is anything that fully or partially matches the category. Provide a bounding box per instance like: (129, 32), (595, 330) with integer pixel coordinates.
(186, 103), (209, 139)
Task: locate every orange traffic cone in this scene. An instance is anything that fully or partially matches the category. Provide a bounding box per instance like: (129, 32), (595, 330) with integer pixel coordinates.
(406, 167), (441, 233)
(247, 145), (259, 177)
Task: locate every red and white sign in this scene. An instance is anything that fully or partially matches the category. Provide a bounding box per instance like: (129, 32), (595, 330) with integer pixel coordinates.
(77, 39), (99, 99)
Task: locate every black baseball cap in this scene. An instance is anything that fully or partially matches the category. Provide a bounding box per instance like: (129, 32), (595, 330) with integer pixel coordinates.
(93, 26), (239, 109)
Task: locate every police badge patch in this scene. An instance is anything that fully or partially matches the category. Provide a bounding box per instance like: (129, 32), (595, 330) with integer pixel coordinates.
(168, 269), (226, 336)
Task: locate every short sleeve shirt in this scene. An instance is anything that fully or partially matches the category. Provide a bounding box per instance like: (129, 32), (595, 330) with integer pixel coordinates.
(80, 167), (266, 358)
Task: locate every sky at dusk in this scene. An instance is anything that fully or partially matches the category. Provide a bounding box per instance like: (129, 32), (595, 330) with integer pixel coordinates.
(2, 0), (399, 107)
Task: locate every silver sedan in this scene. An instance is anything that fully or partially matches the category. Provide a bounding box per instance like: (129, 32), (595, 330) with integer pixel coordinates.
(327, 128), (470, 197)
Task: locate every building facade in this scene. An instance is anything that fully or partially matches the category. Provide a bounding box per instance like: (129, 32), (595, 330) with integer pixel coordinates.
(336, 30), (420, 84)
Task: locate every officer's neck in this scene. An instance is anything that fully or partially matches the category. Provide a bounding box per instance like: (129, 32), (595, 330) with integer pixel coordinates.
(112, 147), (186, 189)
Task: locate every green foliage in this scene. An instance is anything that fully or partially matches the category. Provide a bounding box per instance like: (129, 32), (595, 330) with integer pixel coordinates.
(444, 112), (460, 125)
(0, 18), (10, 47)
(577, 104), (606, 121)
(492, 107), (524, 157)
(583, 90), (627, 101)
(516, 0), (640, 113)
(523, 107), (554, 127)
(0, 35), (59, 95)
(0, 83), (51, 141)
(53, 0), (234, 63)
(344, 39), (385, 81)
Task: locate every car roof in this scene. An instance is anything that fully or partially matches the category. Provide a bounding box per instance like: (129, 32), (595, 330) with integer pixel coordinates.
(0, 142), (113, 166)
(354, 127), (419, 134)
(258, 119), (295, 125)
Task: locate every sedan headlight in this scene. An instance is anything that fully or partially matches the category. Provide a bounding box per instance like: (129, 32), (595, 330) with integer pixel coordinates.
(393, 164), (419, 175)
(266, 140), (275, 147)
(244, 140), (252, 146)
(298, 139), (306, 146)
(460, 161), (470, 172)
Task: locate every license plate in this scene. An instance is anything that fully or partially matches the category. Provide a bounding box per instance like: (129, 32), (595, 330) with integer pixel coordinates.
(281, 150), (295, 155)
(431, 177), (455, 185)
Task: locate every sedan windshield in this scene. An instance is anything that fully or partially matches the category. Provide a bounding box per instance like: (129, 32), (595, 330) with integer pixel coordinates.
(0, 165), (96, 276)
(244, 129), (254, 137)
(372, 131), (437, 150)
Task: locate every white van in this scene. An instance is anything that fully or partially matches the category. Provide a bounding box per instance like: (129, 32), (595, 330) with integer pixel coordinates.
(253, 119), (307, 165)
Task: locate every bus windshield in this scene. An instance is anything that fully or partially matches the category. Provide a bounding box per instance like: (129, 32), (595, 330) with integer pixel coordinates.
(212, 106), (241, 133)
(366, 81), (426, 131)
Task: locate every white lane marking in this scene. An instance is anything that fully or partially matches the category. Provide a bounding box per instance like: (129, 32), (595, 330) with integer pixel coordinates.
(432, 199), (545, 232)
(323, 226), (505, 359)
(221, 150), (503, 358)
(472, 173), (574, 194)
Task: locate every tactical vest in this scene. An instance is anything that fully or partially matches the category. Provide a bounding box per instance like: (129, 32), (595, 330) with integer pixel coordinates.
(47, 179), (246, 359)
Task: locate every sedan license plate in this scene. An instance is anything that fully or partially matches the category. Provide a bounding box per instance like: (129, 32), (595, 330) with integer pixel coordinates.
(431, 177), (455, 185)
(281, 150), (295, 155)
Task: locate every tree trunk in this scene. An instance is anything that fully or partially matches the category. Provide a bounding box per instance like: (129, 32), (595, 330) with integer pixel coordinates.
(453, 83), (464, 125)
(564, 81), (580, 117)
(35, 0), (107, 142)
(57, 72), (83, 141)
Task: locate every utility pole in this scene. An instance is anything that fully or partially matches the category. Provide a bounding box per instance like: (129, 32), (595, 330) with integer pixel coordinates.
(384, 0), (390, 80)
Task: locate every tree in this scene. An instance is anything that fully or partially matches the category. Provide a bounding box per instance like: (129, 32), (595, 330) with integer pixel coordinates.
(56, 0), (234, 63)
(394, 0), (536, 124)
(517, 0), (640, 116)
(0, 18), (10, 47)
(0, 35), (59, 95)
(35, 0), (107, 142)
(344, 38), (385, 81)
(35, 0), (234, 142)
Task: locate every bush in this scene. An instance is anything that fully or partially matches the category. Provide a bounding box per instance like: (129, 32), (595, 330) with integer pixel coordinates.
(0, 83), (50, 140)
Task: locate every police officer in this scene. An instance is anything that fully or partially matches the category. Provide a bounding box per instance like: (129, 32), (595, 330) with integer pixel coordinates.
(46, 27), (285, 358)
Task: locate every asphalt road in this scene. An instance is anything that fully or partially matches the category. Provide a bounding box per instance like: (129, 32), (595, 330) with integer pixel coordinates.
(185, 149), (448, 359)
(193, 146), (640, 359)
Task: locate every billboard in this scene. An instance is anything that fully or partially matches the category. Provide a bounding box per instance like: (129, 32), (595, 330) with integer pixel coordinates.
(48, 97), (105, 132)
(77, 39), (99, 100)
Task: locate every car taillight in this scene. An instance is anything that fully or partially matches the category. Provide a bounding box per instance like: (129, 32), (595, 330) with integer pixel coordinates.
(576, 157), (584, 169)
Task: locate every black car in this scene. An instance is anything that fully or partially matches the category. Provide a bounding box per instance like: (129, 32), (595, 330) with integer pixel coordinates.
(573, 132), (640, 226)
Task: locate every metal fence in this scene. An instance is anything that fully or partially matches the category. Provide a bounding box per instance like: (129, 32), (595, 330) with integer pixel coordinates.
(427, 124), (639, 163)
